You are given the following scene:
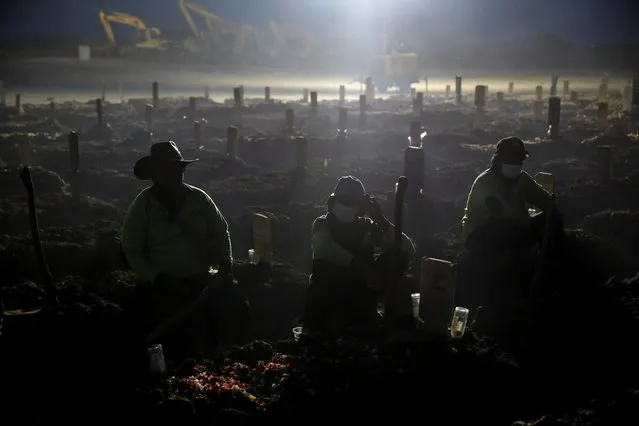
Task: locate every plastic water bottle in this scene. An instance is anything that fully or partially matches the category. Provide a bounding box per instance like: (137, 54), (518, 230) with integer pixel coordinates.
(248, 249), (257, 264)
(410, 293), (421, 319)
(147, 344), (166, 374)
(450, 307), (469, 339)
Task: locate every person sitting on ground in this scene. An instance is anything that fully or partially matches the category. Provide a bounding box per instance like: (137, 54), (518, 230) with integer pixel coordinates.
(460, 136), (564, 265)
(304, 176), (416, 335)
(121, 141), (249, 355)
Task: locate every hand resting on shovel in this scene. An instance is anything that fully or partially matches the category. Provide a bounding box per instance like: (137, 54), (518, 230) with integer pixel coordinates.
(145, 271), (235, 346)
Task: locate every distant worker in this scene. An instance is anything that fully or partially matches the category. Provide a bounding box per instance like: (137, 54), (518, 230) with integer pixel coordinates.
(121, 141), (249, 356)
(304, 176), (416, 335)
(461, 137), (564, 263)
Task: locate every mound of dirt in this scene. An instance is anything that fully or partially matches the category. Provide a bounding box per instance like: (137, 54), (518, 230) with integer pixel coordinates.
(0, 166), (68, 198)
(2, 231), (638, 425)
(582, 210), (639, 258)
(0, 221), (124, 284)
(148, 335), (534, 425)
(150, 262), (639, 426)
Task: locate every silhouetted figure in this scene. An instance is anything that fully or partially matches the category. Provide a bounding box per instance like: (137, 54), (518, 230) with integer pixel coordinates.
(304, 176), (415, 336)
(459, 137), (564, 309)
(121, 141), (249, 357)
(461, 137), (563, 258)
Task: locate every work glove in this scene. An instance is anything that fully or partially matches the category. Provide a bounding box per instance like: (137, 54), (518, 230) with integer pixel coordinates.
(365, 196), (386, 224)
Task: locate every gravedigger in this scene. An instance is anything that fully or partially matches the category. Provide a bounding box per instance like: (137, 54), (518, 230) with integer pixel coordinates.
(98, 9), (170, 56)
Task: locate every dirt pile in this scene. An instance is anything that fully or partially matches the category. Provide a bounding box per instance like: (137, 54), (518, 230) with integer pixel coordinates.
(3, 87), (639, 424)
(582, 210), (639, 259)
(2, 233), (638, 424)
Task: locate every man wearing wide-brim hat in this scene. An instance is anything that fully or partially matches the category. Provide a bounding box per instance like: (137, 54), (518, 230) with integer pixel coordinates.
(121, 141), (249, 356)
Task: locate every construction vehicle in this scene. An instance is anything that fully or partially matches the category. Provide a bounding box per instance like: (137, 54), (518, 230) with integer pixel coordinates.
(267, 21), (314, 65)
(178, 0), (260, 60)
(370, 52), (420, 93)
(99, 9), (169, 53)
(367, 18), (420, 93)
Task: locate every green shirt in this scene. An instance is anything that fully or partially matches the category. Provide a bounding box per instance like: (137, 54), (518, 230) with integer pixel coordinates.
(460, 168), (551, 245)
(121, 184), (232, 283)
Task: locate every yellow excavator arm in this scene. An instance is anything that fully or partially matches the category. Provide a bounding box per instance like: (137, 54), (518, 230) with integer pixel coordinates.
(268, 21), (313, 58)
(178, 0), (225, 38)
(98, 9), (164, 48)
(178, 0), (259, 56)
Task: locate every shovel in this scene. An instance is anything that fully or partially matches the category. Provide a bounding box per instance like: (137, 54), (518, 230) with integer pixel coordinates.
(3, 167), (58, 319)
(530, 193), (556, 295)
(383, 176), (409, 323)
(145, 274), (235, 350)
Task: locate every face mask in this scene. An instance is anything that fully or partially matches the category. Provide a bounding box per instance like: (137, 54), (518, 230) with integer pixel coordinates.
(332, 202), (358, 223)
(500, 164), (522, 179)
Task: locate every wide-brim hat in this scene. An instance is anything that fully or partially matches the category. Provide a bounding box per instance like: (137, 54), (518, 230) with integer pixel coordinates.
(134, 141), (198, 180)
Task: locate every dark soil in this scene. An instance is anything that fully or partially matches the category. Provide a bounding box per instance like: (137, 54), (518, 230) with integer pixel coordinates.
(2, 93), (639, 425)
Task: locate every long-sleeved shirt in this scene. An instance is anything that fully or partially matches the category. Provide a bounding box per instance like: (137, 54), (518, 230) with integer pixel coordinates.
(121, 184), (232, 283)
(460, 168), (552, 245)
(311, 215), (416, 267)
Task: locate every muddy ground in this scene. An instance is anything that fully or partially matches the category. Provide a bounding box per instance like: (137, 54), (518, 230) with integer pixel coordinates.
(1, 84), (639, 425)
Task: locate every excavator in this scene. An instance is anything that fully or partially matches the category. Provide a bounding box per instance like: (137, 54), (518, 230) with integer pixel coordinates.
(98, 9), (169, 54)
(178, 0), (259, 60)
(367, 17), (420, 93)
(266, 21), (314, 66)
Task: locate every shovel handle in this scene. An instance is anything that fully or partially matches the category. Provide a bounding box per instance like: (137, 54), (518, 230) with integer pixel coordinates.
(385, 176), (409, 319)
(394, 176), (409, 251)
(20, 167), (57, 307)
(531, 194), (556, 293)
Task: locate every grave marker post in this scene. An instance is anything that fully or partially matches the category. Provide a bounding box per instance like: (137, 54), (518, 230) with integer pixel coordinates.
(226, 125), (239, 159)
(152, 82), (159, 110)
(188, 97), (196, 122)
(193, 120), (202, 148)
(144, 104), (153, 133)
(264, 86), (271, 104)
(473, 85), (486, 129)
(365, 77), (375, 102)
(96, 98), (103, 127)
(358, 94), (367, 130)
(233, 87), (243, 124)
(547, 96), (561, 140)
(285, 108), (295, 133)
(68, 131), (80, 199)
(597, 102), (609, 130)
(310, 91), (318, 116)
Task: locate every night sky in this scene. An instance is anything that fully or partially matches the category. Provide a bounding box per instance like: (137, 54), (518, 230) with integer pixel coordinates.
(1, 0), (637, 44)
